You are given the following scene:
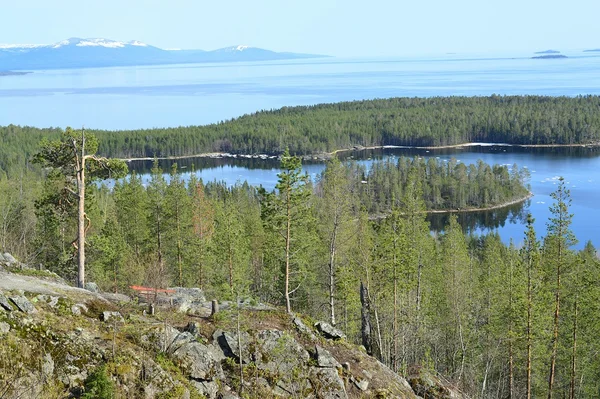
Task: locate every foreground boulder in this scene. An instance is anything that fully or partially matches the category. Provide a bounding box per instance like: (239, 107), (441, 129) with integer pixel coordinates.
(9, 295), (36, 313)
(315, 321), (346, 340)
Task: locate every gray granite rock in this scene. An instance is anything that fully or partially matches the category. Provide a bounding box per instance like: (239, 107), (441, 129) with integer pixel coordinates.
(172, 340), (224, 381)
(316, 345), (341, 368)
(351, 376), (369, 391)
(191, 380), (219, 399)
(2, 253), (17, 264)
(0, 321), (10, 334)
(294, 316), (317, 340)
(42, 353), (54, 379)
(84, 282), (99, 293)
(0, 292), (14, 311)
(71, 303), (88, 316)
(101, 311), (124, 323)
(315, 321), (346, 340)
(219, 330), (252, 363)
(9, 295), (36, 313)
(311, 367), (348, 399)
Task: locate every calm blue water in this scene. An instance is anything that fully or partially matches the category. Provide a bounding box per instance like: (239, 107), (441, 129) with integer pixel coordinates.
(125, 145), (600, 250)
(2, 54), (600, 129)
(3, 54), (600, 248)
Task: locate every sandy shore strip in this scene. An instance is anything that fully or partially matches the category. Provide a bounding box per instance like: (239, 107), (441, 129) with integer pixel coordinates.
(120, 141), (600, 163)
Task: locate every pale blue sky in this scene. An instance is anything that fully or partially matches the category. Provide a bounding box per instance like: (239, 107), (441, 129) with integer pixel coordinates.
(2, 0), (599, 56)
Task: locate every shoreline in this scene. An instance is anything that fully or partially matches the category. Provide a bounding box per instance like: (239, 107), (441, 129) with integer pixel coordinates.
(369, 192), (533, 220)
(329, 141), (600, 156)
(120, 141), (600, 162)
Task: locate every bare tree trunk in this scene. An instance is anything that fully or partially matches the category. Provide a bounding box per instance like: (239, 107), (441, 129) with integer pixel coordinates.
(509, 257), (514, 399)
(176, 203), (183, 286)
(415, 259), (423, 356)
(285, 187), (292, 314)
(237, 299), (244, 395)
(548, 262), (561, 399)
(328, 226), (337, 325)
(509, 338), (514, 399)
(77, 130), (86, 288)
(373, 300), (384, 363)
(393, 264), (398, 372)
(527, 253), (533, 399)
(569, 297), (578, 399)
(360, 282), (372, 355)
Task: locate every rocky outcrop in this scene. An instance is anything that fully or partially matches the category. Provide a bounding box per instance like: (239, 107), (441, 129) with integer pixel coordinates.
(0, 267), (459, 399)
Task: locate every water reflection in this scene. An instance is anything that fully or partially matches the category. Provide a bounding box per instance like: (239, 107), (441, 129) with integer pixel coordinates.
(427, 199), (530, 234)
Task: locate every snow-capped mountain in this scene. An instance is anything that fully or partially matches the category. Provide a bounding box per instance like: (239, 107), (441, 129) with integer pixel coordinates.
(215, 45), (251, 52)
(0, 38), (326, 70)
(0, 38), (151, 51)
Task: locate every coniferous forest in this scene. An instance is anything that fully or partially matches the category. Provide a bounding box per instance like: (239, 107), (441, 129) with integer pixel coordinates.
(1, 96), (600, 398)
(2, 95), (600, 178)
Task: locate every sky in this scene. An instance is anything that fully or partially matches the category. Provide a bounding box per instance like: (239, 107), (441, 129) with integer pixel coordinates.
(1, 0), (599, 57)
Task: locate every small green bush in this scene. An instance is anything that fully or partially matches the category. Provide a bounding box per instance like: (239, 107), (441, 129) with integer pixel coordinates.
(82, 364), (114, 399)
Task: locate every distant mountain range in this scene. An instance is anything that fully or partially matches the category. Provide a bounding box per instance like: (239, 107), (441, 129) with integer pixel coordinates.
(0, 38), (328, 70)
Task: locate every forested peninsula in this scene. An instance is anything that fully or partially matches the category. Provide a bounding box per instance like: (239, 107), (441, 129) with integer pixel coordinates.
(2, 95), (600, 178)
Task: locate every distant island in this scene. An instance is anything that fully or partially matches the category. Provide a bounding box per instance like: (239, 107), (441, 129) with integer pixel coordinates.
(0, 71), (31, 76)
(534, 49), (561, 54)
(532, 54), (568, 59)
(0, 37), (329, 71)
(584, 49), (600, 52)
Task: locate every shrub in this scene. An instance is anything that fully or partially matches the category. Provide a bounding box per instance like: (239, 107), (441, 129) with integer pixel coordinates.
(82, 364), (114, 399)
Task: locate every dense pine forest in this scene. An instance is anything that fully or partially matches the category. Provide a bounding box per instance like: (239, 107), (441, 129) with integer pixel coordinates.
(0, 128), (597, 398)
(2, 95), (600, 178)
(1, 94), (599, 398)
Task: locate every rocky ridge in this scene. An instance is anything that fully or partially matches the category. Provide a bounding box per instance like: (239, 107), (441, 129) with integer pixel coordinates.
(0, 254), (466, 399)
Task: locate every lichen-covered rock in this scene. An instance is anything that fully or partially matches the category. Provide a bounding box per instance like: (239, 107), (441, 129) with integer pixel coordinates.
(9, 295), (36, 313)
(0, 292), (14, 311)
(220, 330), (252, 363)
(351, 376), (369, 391)
(408, 367), (466, 399)
(293, 316), (317, 340)
(311, 367), (348, 399)
(316, 345), (341, 368)
(192, 380), (219, 399)
(100, 311), (124, 323)
(172, 341), (224, 381)
(141, 359), (177, 399)
(0, 321), (10, 334)
(84, 282), (99, 293)
(71, 303), (88, 316)
(100, 292), (131, 303)
(169, 287), (206, 314)
(254, 329), (310, 374)
(315, 321), (346, 340)
(42, 353), (54, 379)
(2, 252), (17, 265)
